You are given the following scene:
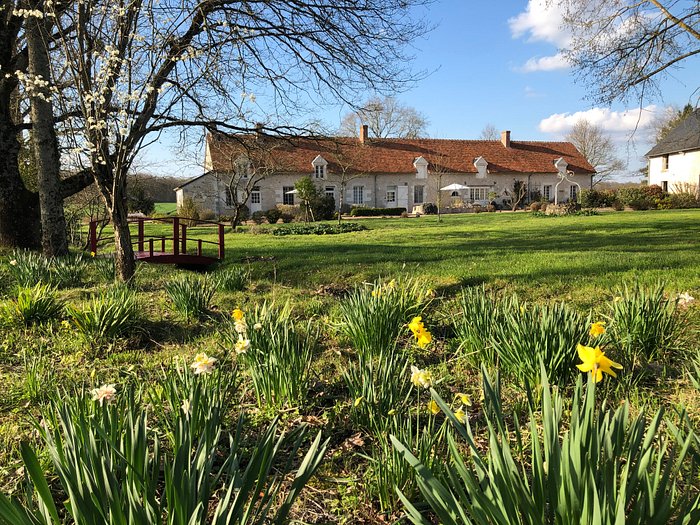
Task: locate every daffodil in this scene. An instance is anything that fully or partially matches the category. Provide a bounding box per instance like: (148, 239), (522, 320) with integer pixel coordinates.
(354, 396), (364, 407)
(253, 322), (263, 330)
(408, 316), (424, 335)
(371, 288), (381, 298)
(9, 259), (17, 266)
(90, 251), (96, 257)
(416, 330), (432, 348)
(234, 338), (250, 355)
(91, 384), (116, 406)
(181, 398), (191, 415)
(388, 409), (396, 416)
(410, 365), (433, 389)
(427, 399), (440, 415)
(190, 352), (217, 374)
(234, 320), (247, 334)
(576, 344), (622, 382)
(454, 408), (467, 424)
(408, 316), (433, 348)
(455, 392), (471, 406)
(232, 308), (244, 321)
(589, 321), (606, 337)
(676, 292), (695, 307)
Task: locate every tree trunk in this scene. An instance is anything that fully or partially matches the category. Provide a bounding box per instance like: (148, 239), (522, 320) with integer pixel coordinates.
(27, 5), (68, 256)
(0, 112), (41, 249)
(111, 199), (136, 281)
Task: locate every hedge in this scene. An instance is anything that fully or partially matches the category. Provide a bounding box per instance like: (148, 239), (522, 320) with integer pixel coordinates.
(349, 207), (406, 217)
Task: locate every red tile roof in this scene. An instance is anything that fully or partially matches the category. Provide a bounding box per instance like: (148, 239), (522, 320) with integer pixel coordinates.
(206, 133), (596, 175)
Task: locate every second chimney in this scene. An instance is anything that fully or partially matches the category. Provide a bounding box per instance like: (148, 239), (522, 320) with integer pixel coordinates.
(360, 124), (369, 144)
(501, 130), (511, 148)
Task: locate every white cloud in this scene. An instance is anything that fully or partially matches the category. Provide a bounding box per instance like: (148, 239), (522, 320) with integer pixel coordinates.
(538, 105), (662, 136)
(509, 0), (568, 47)
(520, 53), (569, 72)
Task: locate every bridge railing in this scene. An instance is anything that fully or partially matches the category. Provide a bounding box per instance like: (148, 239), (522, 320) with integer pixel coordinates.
(89, 216), (225, 260)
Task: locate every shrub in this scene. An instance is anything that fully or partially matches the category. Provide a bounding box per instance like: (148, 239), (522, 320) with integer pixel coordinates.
(1, 376), (328, 525)
(335, 278), (431, 359)
(422, 202), (438, 215)
(198, 208), (216, 221)
(491, 297), (589, 387)
(393, 367), (700, 525)
(250, 210), (267, 224)
(270, 223), (367, 236)
(349, 207), (406, 217)
(164, 274), (216, 321)
(265, 208), (282, 224)
(312, 194), (336, 220)
(617, 187), (655, 210)
(580, 188), (616, 208)
(529, 201), (541, 211)
(213, 266), (248, 292)
(669, 192), (700, 209)
(178, 196), (200, 224)
(1, 284), (64, 326)
(66, 286), (141, 344)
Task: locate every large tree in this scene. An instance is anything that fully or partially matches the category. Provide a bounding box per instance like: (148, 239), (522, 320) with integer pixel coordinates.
(650, 103), (696, 142)
(50, 0), (430, 280)
(340, 96), (428, 138)
(557, 0), (700, 105)
(566, 119), (625, 185)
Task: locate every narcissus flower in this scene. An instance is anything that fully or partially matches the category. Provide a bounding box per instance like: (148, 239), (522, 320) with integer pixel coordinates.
(354, 396), (364, 407)
(91, 384), (116, 406)
(253, 322), (263, 330)
(408, 316), (433, 348)
(410, 365), (433, 389)
(427, 399), (440, 415)
(454, 408), (467, 424)
(455, 392), (471, 406)
(234, 338), (250, 355)
(676, 292), (695, 307)
(190, 352), (217, 375)
(232, 308), (244, 321)
(589, 321), (606, 337)
(576, 344), (622, 382)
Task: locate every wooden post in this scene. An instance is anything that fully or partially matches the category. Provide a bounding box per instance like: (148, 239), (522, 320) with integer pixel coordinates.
(173, 218), (179, 256)
(161, 237), (165, 253)
(138, 219), (144, 252)
(218, 223), (225, 260)
(198, 239), (203, 256)
(181, 224), (187, 254)
(149, 238), (154, 257)
(89, 221), (97, 255)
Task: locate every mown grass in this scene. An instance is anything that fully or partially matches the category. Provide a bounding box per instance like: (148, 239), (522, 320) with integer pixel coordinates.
(1, 209), (699, 523)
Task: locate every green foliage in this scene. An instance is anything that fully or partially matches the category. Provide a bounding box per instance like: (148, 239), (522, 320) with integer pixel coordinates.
(393, 367), (700, 525)
(128, 179), (156, 215)
(668, 192), (700, 209)
(7, 250), (87, 288)
(452, 286), (507, 368)
(178, 197), (200, 225)
(617, 187), (656, 210)
(422, 203), (438, 214)
(336, 278), (430, 359)
(164, 274), (216, 321)
(349, 207), (407, 217)
(491, 298), (589, 387)
(603, 283), (679, 384)
(232, 304), (317, 409)
(271, 222), (367, 236)
(66, 286), (141, 344)
(22, 349), (55, 403)
(580, 189), (616, 208)
(213, 266), (248, 292)
(1, 284), (64, 326)
(0, 375), (328, 525)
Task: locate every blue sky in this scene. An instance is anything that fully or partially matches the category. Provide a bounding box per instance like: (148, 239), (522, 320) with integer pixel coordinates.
(144, 0), (700, 181)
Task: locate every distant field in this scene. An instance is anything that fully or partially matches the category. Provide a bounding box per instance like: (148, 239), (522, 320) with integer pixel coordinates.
(154, 202), (177, 215)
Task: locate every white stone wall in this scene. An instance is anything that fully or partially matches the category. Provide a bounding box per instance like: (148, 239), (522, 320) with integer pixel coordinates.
(649, 151), (700, 193)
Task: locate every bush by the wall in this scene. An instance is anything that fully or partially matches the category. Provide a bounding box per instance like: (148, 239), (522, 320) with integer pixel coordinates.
(271, 223), (367, 236)
(580, 189), (616, 208)
(616, 187), (656, 210)
(422, 203), (438, 215)
(669, 192), (700, 209)
(349, 207), (406, 217)
(312, 195), (336, 221)
(265, 208), (282, 224)
(251, 210), (266, 224)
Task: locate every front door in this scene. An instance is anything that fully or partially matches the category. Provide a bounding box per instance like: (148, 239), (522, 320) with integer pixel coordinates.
(397, 185), (408, 209)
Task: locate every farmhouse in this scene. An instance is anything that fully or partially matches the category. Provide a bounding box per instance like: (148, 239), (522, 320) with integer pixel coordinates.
(646, 108), (700, 195)
(175, 127), (595, 216)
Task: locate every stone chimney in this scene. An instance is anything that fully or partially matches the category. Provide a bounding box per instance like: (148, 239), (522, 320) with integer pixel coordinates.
(359, 124), (369, 144)
(501, 130), (511, 148)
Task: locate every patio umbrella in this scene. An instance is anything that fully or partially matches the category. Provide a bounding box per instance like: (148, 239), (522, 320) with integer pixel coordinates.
(440, 183), (468, 191)
(285, 189), (298, 194)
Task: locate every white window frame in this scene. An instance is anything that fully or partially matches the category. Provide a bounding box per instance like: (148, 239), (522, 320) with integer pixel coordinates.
(386, 185), (397, 204)
(314, 164), (325, 179)
(542, 185), (552, 201)
(569, 185), (578, 201)
(414, 185), (424, 204)
(283, 186), (295, 205)
(250, 186), (261, 204)
(469, 187), (488, 201)
(325, 186), (335, 199)
(661, 154), (669, 171)
(352, 185), (364, 205)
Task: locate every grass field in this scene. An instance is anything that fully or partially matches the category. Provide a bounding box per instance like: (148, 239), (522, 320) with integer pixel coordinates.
(1, 209), (699, 523)
(153, 201), (178, 215)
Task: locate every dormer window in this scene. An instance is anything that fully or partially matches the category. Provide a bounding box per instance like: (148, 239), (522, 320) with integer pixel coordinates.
(473, 156), (488, 178)
(312, 155), (327, 179)
(413, 156), (428, 179)
(554, 157), (568, 175)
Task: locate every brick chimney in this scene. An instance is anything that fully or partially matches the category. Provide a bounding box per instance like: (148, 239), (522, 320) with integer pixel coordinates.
(501, 130), (511, 148)
(359, 124), (369, 144)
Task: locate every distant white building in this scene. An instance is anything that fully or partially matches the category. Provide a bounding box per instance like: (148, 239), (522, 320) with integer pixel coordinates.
(646, 108), (700, 195)
(175, 128), (595, 215)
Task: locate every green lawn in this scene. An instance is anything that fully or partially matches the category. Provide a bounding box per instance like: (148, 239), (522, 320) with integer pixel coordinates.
(153, 202), (177, 215)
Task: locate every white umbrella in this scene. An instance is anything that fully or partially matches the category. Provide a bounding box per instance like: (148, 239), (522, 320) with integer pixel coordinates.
(285, 189), (298, 194)
(440, 183), (468, 191)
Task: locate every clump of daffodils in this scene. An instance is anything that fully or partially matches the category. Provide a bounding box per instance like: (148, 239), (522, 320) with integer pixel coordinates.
(589, 321), (606, 337)
(91, 384), (117, 406)
(576, 344), (622, 383)
(190, 352), (217, 375)
(231, 308), (251, 355)
(408, 316), (432, 349)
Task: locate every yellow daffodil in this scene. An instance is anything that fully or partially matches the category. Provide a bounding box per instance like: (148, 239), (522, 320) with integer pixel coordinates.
(232, 308), (244, 321)
(455, 392), (471, 406)
(371, 289), (381, 298)
(90, 251), (96, 257)
(387, 279), (396, 289)
(589, 321), (606, 337)
(428, 399), (440, 415)
(388, 409), (396, 416)
(410, 365), (433, 389)
(190, 352), (217, 375)
(354, 396), (364, 407)
(408, 316), (433, 348)
(576, 344), (622, 382)
(408, 316), (424, 335)
(454, 408), (467, 424)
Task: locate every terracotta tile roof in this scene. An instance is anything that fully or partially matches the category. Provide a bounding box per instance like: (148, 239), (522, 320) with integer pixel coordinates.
(206, 132), (596, 175)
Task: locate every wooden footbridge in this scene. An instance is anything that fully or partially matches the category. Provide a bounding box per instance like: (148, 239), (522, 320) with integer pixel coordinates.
(89, 217), (225, 266)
